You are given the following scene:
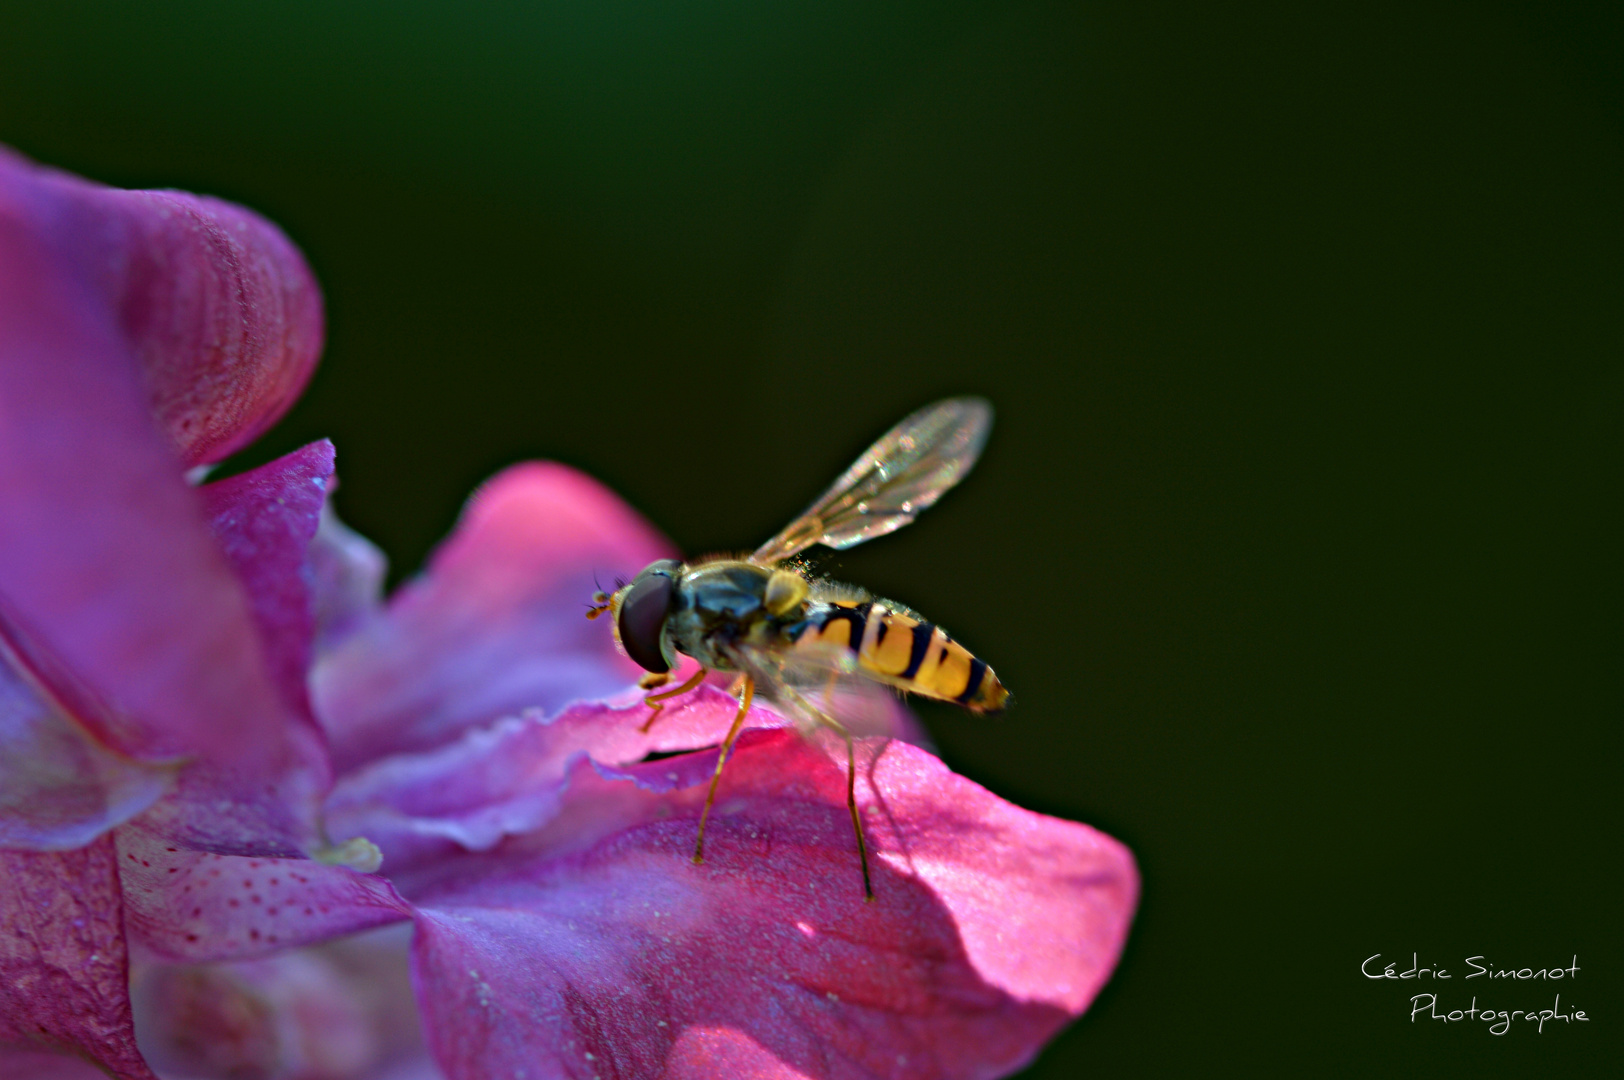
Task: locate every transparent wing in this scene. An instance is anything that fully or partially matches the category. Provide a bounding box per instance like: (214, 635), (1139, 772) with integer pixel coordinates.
(750, 396), (992, 565)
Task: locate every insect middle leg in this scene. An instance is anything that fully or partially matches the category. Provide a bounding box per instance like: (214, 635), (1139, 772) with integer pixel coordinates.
(693, 674), (754, 866)
(640, 665), (708, 733)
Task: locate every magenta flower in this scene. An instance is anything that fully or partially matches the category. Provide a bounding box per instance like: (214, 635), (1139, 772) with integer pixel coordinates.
(0, 150), (1138, 1080)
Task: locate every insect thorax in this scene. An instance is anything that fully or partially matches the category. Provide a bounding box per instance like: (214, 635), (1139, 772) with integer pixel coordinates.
(667, 560), (798, 669)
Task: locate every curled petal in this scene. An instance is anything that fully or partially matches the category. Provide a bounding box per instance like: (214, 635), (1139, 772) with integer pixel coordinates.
(314, 463), (673, 772)
(121, 191), (322, 466)
(405, 731), (1137, 1080)
(0, 148), (322, 466)
(0, 837), (157, 1080)
(0, 150), (319, 786)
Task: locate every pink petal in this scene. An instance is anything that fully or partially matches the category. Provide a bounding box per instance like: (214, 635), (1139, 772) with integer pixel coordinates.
(198, 440), (335, 721)
(117, 443), (343, 857)
(0, 150), (321, 786)
(0, 837), (158, 1080)
(406, 732), (1137, 1080)
(308, 503), (389, 656)
(328, 686), (784, 873)
(134, 953), (376, 1080)
(0, 148), (323, 466)
(0, 1049), (113, 1078)
(314, 463), (674, 772)
(116, 818), (411, 964)
(131, 926), (444, 1080)
(0, 652), (171, 849)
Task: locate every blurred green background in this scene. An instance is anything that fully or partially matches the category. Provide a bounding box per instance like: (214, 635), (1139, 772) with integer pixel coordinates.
(3, 1), (1618, 1075)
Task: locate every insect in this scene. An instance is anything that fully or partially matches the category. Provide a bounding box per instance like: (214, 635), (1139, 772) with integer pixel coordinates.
(586, 397), (1007, 898)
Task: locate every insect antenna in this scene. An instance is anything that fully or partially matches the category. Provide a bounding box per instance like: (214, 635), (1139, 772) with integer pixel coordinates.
(584, 571), (613, 621)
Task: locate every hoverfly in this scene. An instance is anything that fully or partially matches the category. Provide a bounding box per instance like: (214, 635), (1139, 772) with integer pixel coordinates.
(586, 397), (1007, 898)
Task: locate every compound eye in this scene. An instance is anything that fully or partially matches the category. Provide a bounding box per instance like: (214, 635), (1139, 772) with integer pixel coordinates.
(617, 570), (676, 672)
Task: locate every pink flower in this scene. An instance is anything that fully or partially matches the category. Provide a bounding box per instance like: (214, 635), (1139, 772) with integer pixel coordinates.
(0, 150), (1138, 1080)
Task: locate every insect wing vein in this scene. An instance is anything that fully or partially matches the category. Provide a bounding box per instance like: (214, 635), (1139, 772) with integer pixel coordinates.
(749, 397), (992, 564)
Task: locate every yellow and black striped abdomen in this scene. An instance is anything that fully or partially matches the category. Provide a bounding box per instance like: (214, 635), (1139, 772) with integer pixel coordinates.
(791, 600), (1008, 712)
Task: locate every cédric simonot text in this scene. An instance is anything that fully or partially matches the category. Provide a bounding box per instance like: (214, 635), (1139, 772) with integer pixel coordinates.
(1361, 954), (1588, 1036)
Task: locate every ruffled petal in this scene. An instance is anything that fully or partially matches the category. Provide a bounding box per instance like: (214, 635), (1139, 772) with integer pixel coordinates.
(405, 731), (1137, 1080)
(116, 818), (411, 964)
(314, 463), (674, 772)
(0, 148), (322, 466)
(0, 150), (321, 792)
(0, 653), (171, 849)
(0, 837), (158, 1080)
(328, 686), (780, 873)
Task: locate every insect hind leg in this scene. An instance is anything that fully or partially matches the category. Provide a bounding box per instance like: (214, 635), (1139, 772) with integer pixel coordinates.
(770, 679), (875, 902)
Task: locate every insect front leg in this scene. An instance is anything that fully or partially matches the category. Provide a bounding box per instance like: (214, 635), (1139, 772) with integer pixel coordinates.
(641, 665), (708, 733)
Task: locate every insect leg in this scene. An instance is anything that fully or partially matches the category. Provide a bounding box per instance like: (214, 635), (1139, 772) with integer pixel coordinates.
(822, 712), (874, 902)
(693, 674), (754, 865)
(768, 679), (875, 902)
(641, 666), (708, 733)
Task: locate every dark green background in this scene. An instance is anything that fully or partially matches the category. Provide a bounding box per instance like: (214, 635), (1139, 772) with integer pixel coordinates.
(3, 2), (1618, 1075)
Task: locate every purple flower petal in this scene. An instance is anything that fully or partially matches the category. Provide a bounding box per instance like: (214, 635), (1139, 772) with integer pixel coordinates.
(328, 686), (782, 873)
(0, 148), (323, 467)
(0, 652), (171, 849)
(117, 442), (344, 857)
(314, 463), (674, 772)
(0, 837), (158, 1080)
(131, 925), (444, 1080)
(309, 502), (389, 655)
(116, 817), (411, 964)
(0, 1049), (112, 1078)
(0, 150), (324, 790)
(405, 731), (1137, 1080)
(199, 440), (335, 722)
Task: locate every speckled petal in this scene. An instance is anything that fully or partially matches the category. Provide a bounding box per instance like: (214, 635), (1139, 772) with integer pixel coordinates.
(0, 837), (158, 1079)
(116, 817), (411, 964)
(405, 731), (1138, 1080)
(314, 463), (674, 772)
(0, 150), (321, 789)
